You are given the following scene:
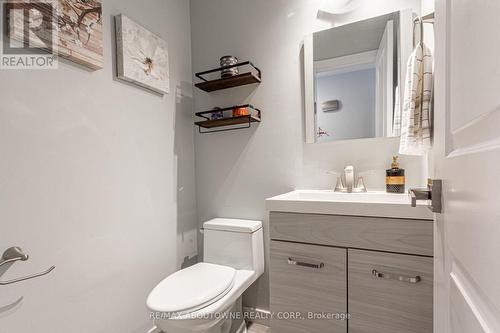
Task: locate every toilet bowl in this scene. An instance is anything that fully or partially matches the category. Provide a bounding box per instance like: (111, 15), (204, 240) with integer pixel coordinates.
(147, 218), (264, 333)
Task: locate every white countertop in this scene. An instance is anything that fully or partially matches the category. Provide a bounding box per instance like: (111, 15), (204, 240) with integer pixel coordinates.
(266, 190), (434, 220)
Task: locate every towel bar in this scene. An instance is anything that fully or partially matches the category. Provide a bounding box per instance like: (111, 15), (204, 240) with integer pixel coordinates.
(0, 247), (55, 286)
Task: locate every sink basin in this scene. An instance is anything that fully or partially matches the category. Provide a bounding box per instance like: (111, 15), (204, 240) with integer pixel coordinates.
(274, 190), (412, 203)
(266, 190), (433, 220)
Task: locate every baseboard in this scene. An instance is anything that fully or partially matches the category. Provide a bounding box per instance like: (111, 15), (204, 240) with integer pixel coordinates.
(236, 320), (247, 333)
(146, 326), (162, 333)
(242, 306), (271, 327)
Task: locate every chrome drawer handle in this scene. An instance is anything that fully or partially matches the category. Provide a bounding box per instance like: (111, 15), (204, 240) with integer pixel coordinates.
(372, 269), (421, 284)
(288, 257), (324, 269)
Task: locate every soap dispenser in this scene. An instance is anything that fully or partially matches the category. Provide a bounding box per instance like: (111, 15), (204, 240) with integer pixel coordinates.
(386, 156), (405, 193)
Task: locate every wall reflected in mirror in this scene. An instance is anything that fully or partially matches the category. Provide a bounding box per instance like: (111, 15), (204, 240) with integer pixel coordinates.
(304, 10), (413, 143)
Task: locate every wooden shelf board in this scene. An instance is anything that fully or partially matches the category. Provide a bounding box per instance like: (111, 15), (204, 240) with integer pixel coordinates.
(195, 115), (261, 129)
(194, 72), (261, 92)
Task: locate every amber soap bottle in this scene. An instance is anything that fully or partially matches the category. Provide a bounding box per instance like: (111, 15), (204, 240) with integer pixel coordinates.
(386, 156), (405, 193)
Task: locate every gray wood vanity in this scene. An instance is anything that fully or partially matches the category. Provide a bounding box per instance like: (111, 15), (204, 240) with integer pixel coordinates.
(266, 191), (434, 333)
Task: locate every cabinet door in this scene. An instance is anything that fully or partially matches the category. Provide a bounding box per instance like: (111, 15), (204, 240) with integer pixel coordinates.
(348, 249), (433, 333)
(270, 240), (347, 333)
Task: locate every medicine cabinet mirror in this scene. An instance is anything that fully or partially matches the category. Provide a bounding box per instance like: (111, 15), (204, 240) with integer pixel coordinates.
(304, 10), (414, 143)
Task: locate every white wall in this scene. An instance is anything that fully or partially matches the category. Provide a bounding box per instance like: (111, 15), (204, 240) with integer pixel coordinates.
(0, 1), (196, 332)
(316, 68), (376, 142)
(421, 0), (435, 52)
(421, 0), (435, 16)
(313, 12), (394, 60)
(190, 0), (425, 312)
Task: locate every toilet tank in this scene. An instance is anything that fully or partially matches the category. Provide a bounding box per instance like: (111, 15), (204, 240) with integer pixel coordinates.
(203, 218), (264, 275)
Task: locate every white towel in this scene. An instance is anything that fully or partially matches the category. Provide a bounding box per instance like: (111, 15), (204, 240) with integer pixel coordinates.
(399, 44), (433, 155)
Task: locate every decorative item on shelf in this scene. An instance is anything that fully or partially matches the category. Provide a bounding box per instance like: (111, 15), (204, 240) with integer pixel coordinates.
(220, 56), (239, 78)
(232, 106), (249, 117)
(194, 61), (261, 92)
(386, 156), (405, 193)
(210, 107), (224, 120)
(115, 14), (170, 95)
(6, 0), (104, 70)
(195, 104), (261, 134)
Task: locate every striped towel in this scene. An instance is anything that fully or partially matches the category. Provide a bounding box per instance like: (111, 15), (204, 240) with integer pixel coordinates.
(399, 43), (433, 155)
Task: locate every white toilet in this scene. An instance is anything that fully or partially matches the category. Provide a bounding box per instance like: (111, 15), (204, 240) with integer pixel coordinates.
(147, 218), (264, 333)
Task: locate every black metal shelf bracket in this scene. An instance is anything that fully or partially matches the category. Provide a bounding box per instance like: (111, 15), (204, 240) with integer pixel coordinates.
(194, 104), (262, 134)
(195, 104), (258, 118)
(198, 117), (254, 134)
(195, 61), (262, 82)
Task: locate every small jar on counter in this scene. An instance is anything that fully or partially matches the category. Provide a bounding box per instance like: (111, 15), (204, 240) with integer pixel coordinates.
(386, 156), (405, 193)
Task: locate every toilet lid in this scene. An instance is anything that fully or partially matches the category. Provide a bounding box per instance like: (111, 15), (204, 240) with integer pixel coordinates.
(147, 263), (236, 314)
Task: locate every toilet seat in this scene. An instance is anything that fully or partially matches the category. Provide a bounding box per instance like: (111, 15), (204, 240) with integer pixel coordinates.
(147, 263), (236, 315)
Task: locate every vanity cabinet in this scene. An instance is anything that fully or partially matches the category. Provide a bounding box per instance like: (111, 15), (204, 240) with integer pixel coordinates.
(270, 240), (347, 333)
(269, 212), (433, 333)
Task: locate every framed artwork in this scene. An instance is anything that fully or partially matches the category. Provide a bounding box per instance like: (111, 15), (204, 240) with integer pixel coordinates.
(7, 0), (104, 70)
(115, 14), (169, 94)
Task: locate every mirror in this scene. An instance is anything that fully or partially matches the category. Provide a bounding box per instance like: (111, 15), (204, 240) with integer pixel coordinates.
(304, 10), (413, 143)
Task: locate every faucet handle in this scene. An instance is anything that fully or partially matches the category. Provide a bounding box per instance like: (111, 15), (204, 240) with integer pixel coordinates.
(335, 177), (345, 191)
(356, 177), (367, 192)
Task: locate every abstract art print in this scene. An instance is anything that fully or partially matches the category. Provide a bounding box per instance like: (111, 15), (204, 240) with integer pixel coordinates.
(115, 14), (169, 94)
(7, 0), (104, 70)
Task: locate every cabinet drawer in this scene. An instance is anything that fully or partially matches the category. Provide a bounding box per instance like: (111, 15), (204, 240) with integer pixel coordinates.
(348, 249), (433, 333)
(270, 240), (347, 333)
(270, 212), (433, 256)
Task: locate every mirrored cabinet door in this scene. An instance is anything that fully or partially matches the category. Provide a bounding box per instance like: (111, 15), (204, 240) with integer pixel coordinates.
(304, 10), (414, 143)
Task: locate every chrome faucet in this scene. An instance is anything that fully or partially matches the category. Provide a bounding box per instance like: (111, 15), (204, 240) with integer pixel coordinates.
(344, 165), (354, 191)
(334, 165), (367, 193)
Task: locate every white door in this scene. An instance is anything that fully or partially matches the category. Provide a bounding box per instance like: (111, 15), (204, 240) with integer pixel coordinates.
(375, 20), (393, 137)
(433, 0), (500, 332)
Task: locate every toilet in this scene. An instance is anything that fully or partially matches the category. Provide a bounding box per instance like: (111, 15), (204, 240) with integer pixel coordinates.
(147, 218), (264, 333)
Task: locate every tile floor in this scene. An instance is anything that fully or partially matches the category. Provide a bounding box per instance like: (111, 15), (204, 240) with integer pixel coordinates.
(247, 322), (270, 333)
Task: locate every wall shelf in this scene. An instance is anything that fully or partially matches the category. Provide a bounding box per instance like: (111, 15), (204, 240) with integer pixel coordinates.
(194, 61), (262, 92)
(195, 104), (262, 133)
